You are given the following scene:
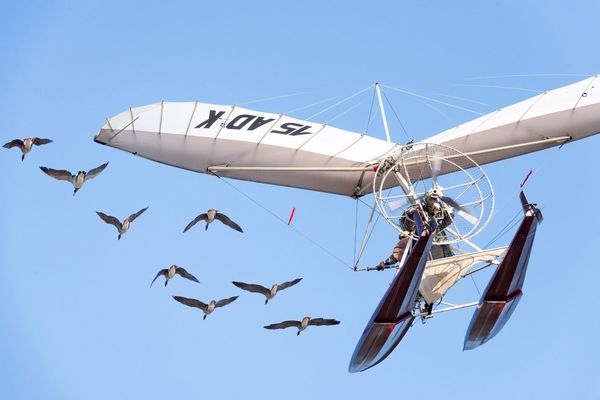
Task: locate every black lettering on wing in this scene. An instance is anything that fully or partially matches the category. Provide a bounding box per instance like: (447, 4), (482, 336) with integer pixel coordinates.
(195, 110), (226, 129)
(272, 122), (304, 135)
(288, 125), (314, 136)
(248, 116), (275, 131)
(226, 114), (255, 130)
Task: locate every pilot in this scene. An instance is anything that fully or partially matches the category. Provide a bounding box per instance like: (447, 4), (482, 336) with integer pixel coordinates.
(376, 230), (412, 271)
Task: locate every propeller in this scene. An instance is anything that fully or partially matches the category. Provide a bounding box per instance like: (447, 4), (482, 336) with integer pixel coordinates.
(387, 196), (412, 211)
(386, 152), (479, 225)
(439, 196), (478, 225)
(429, 151), (443, 189)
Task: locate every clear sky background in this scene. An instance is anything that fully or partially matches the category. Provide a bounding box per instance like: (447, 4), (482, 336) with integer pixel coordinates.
(1, 1), (599, 399)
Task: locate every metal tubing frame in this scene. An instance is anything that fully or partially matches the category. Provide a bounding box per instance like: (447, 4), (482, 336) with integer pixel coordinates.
(206, 136), (570, 175)
(412, 301), (479, 318)
(207, 165), (374, 172)
(375, 83), (391, 142)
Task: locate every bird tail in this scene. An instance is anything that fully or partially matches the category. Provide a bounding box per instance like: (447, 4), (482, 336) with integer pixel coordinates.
(21, 154), (25, 161)
(164, 279), (168, 287)
(73, 188), (79, 196)
(118, 234), (121, 240)
(203, 314), (207, 320)
(205, 223), (209, 231)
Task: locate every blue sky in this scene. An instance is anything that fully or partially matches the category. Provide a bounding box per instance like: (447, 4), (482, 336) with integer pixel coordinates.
(1, 1), (599, 399)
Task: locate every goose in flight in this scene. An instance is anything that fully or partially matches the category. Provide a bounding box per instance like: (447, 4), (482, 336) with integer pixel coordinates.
(40, 162), (108, 195)
(96, 206), (148, 240)
(264, 317), (340, 335)
(151, 265), (199, 287)
(183, 209), (243, 233)
(3, 137), (52, 161)
(173, 295), (238, 319)
(232, 278), (302, 304)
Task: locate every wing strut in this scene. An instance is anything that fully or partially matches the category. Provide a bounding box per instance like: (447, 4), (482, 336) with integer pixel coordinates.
(463, 191), (542, 350)
(349, 213), (437, 373)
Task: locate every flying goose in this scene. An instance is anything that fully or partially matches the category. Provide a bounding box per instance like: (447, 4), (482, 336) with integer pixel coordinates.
(151, 265), (199, 287)
(173, 295), (238, 319)
(232, 278), (302, 304)
(183, 209), (243, 233)
(3, 137), (52, 161)
(96, 206), (148, 240)
(40, 162), (108, 195)
(264, 317), (340, 335)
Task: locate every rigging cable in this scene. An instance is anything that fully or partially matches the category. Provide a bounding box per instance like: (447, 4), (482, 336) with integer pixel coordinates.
(306, 84), (374, 121)
(283, 96), (340, 116)
(457, 73), (590, 81)
(433, 93), (497, 110)
(381, 89), (412, 142)
(326, 100), (367, 124)
(415, 98), (454, 124)
(353, 199), (359, 267)
(239, 91), (315, 106)
(364, 88), (377, 134)
(382, 84), (485, 115)
(211, 172), (354, 271)
(469, 274), (482, 297)
(451, 83), (541, 93)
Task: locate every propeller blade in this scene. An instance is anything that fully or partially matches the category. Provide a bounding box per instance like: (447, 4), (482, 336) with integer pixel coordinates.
(387, 198), (412, 211)
(440, 196), (478, 225)
(430, 152), (443, 189)
(457, 209), (479, 225)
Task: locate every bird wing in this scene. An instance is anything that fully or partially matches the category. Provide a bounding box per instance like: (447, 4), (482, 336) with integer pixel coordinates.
(277, 278), (303, 291)
(308, 318), (340, 326)
(96, 211), (122, 230)
(175, 267), (199, 283)
(215, 296), (238, 308)
(150, 269), (168, 287)
(85, 162), (109, 180)
(40, 166), (74, 182)
(183, 213), (208, 232)
(128, 206), (149, 222)
(3, 139), (23, 149)
(32, 138), (53, 146)
(173, 296), (208, 311)
(232, 281), (269, 296)
(263, 320), (302, 330)
(214, 213), (243, 233)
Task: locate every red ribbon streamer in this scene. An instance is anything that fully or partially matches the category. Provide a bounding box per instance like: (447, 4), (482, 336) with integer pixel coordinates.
(520, 170), (533, 188)
(288, 207), (296, 225)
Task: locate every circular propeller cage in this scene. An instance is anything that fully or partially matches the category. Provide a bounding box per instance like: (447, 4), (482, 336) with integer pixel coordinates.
(373, 142), (494, 245)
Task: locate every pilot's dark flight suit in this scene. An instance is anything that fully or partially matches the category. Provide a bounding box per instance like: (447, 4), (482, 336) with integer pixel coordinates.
(376, 234), (411, 270)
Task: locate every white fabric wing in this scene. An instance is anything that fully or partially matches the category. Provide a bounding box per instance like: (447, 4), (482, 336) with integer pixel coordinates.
(95, 77), (600, 196)
(423, 76), (600, 167)
(95, 103), (398, 196)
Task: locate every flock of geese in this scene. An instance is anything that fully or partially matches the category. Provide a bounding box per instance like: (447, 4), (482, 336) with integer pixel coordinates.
(4, 136), (340, 336)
